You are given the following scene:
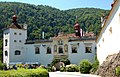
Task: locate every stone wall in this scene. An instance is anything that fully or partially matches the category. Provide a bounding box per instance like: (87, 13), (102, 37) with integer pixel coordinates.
(95, 52), (120, 77)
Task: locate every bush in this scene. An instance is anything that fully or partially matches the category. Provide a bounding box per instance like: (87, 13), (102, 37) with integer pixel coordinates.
(0, 61), (6, 70)
(79, 59), (92, 74)
(0, 68), (49, 77)
(51, 59), (59, 66)
(116, 66), (120, 76)
(60, 66), (66, 72)
(61, 59), (70, 66)
(51, 59), (70, 66)
(16, 64), (23, 68)
(66, 64), (79, 72)
(90, 58), (99, 74)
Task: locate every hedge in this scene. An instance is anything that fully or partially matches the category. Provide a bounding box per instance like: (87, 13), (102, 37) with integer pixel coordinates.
(79, 59), (92, 74)
(0, 68), (49, 77)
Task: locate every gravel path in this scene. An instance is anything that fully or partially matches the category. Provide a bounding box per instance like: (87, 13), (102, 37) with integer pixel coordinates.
(49, 72), (101, 77)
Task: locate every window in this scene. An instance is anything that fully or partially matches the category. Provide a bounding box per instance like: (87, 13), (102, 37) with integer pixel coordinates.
(35, 47), (40, 54)
(19, 40), (22, 43)
(85, 47), (92, 53)
(14, 40), (17, 42)
(64, 44), (68, 52)
(19, 33), (22, 35)
(119, 13), (120, 23)
(54, 45), (57, 52)
(47, 47), (51, 54)
(58, 46), (63, 53)
(109, 27), (112, 34)
(5, 39), (8, 46)
(102, 38), (104, 42)
(72, 46), (77, 53)
(15, 50), (21, 55)
(14, 32), (17, 35)
(5, 51), (8, 56)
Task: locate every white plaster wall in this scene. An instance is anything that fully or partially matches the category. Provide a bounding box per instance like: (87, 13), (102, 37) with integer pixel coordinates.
(3, 29), (10, 66)
(68, 41), (96, 65)
(97, 1), (120, 65)
(25, 43), (54, 66)
(8, 29), (27, 65)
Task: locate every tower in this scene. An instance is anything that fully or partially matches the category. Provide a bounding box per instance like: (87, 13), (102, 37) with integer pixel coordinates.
(3, 15), (27, 66)
(74, 17), (81, 37)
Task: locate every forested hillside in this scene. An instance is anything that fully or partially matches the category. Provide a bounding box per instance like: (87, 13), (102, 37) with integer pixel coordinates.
(0, 2), (109, 39)
(0, 2), (109, 61)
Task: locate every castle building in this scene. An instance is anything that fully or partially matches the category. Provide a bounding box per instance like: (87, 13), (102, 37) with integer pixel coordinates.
(96, 0), (120, 65)
(3, 15), (96, 66)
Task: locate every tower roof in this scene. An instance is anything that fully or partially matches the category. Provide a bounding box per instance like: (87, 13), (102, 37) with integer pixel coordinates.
(8, 15), (22, 29)
(74, 22), (80, 30)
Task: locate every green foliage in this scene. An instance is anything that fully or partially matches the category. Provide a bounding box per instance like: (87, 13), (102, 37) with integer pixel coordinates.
(0, 61), (6, 70)
(60, 59), (70, 66)
(0, 2), (109, 39)
(79, 59), (92, 74)
(51, 59), (60, 66)
(0, 2), (109, 62)
(51, 59), (70, 66)
(0, 68), (49, 77)
(16, 64), (23, 68)
(90, 56), (99, 74)
(115, 66), (120, 76)
(60, 66), (66, 72)
(66, 64), (79, 72)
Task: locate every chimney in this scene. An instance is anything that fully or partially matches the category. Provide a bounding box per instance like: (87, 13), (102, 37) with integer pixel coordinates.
(42, 32), (45, 39)
(80, 28), (83, 37)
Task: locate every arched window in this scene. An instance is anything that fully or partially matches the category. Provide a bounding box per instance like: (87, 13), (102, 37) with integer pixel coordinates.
(35, 47), (40, 54)
(59, 46), (63, 53)
(5, 51), (8, 56)
(47, 47), (51, 54)
(15, 50), (21, 55)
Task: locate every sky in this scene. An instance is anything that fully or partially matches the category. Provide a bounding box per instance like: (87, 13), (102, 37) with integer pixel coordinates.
(0, 0), (113, 10)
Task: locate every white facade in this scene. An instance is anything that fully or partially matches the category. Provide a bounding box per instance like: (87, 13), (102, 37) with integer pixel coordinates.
(68, 40), (96, 64)
(3, 16), (96, 67)
(96, 0), (120, 65)
(3, 28), (96, 66)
